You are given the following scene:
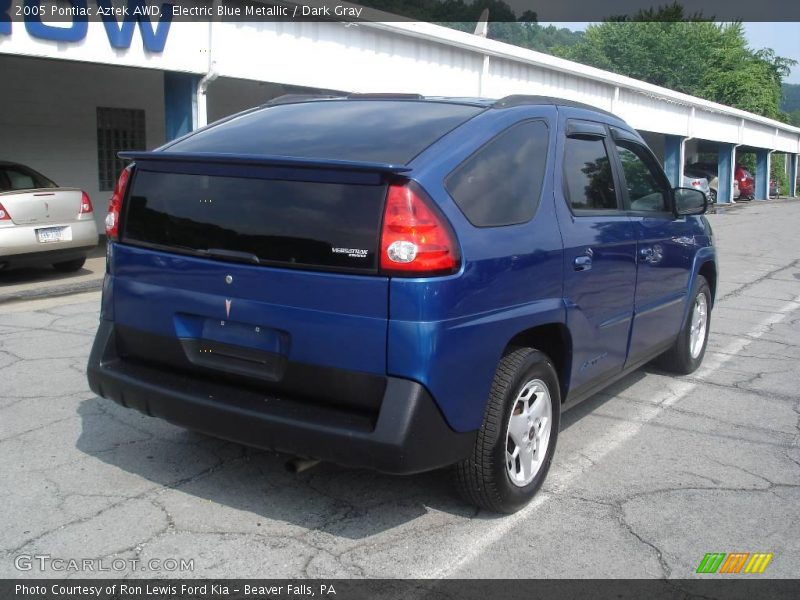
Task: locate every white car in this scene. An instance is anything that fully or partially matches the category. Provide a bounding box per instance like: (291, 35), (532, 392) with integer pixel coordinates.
(682, 173), (712, 202)
(685, 164), (740, 202)
(0, 161), (98, 271)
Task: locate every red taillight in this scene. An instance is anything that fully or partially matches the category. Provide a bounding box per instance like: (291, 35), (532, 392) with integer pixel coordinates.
(105, 166), (132, 240)
(379, 183), (459, 276)
(79, 191), (93, 215)
(0, 201), (10, 221)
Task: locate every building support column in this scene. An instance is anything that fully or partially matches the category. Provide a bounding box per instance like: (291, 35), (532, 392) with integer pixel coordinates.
(663, 134), (686, 188)
(716, 143), (736, 204)
(789, 154), (798, 198)
(164, 72), (200, 142)
(755, 149), (771, 201)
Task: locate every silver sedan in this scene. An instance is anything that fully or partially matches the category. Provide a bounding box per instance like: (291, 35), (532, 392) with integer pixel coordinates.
(0, 161), (98, 271)
(682, 173), (712, 202)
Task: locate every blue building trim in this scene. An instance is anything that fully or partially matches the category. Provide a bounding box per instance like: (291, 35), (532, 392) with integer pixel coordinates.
(663, 135), (684, 188)
(755, 149), (770, 200)
(164, 72), (199, 142)
(716, 143), (735, 204)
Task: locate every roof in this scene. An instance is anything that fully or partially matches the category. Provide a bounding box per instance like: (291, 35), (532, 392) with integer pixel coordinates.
(265, 93), (615, 116)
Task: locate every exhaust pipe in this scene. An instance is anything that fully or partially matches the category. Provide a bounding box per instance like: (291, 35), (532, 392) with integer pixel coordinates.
(286, 456), (320, 474)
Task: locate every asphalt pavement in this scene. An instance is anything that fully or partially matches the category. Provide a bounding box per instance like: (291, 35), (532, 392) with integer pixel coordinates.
(1, 200), (799, 580)
(0, 240), (106, 304)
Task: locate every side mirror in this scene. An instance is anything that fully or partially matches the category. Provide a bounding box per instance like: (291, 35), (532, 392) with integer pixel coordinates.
(672, 187), (708, 217)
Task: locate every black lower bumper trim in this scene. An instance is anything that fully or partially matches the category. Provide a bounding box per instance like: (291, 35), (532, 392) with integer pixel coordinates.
(87, 320), (476, 475)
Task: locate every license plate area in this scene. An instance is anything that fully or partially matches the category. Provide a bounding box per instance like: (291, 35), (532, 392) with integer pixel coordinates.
(36, 226), (72, 243)
(175, 315), (289, 382)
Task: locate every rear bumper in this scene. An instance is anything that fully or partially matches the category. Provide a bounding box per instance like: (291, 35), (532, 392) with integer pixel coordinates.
(0, 219), (98, 268)
(87, 320), (476, 475)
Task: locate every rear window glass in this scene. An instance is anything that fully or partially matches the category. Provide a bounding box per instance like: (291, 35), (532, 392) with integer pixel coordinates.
(167, 100), (483, 164)
(122, 171), (387, 272)
(445, 121), (549, 227)
(0, 165), (56, 191)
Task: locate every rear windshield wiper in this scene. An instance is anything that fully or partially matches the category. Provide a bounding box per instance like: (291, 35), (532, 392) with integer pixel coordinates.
(198, 248), (261, 265)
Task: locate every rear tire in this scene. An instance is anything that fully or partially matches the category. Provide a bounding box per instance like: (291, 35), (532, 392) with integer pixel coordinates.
(455, 348), (560, 513)
(52, 257), (86, 272)
(655, 275), (711, 375)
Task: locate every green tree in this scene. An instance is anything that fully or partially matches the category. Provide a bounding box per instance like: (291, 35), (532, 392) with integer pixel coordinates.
(556, 6), (795, 121)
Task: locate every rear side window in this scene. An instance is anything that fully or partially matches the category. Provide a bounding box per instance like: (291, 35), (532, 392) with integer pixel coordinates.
(0, 165), (56, 191)
(168, 100), (484, 165)
(564, 137), (617, 211)
(445, 121), (549, 227)
(122, 171), (387, 272)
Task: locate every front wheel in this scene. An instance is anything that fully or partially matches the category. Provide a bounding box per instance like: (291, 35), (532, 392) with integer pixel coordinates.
(455, 348), (560, 513)
(655, 275), (711, 374)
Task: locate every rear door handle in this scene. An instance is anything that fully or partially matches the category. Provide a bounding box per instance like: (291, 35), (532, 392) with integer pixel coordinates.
(573, 255), (592, 271)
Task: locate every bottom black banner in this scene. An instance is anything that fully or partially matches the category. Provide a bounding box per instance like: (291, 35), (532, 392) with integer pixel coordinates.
(2, 579), (799, 600)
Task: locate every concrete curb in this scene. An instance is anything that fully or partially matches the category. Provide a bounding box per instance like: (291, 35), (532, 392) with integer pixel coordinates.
(711, 197), (799, 214)
(0, 276), (103, 305)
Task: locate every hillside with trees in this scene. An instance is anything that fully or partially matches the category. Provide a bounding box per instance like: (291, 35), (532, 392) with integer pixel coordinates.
(357, 0), (584, 52)
(782, 83), (800, 125)
(552, 7), (794, 122)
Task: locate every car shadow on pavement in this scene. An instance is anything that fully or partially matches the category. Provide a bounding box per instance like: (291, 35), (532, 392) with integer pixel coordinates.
(75, 366), (654, 539)
(0, 264), (90, 284)
(559, 369), (649, 431)
(0, 242), (105, 287)
(75, 396), (477, 540)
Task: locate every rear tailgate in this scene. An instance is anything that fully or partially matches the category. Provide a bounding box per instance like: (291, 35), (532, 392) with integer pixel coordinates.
(0, 188), (83, 225)
(112, 153), (401, 412)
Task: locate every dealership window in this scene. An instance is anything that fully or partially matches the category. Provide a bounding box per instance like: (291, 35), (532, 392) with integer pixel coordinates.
(97, 107), (146, 191)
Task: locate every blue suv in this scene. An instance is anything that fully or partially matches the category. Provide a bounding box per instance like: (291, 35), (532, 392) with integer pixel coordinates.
(88, 95), (716, 513)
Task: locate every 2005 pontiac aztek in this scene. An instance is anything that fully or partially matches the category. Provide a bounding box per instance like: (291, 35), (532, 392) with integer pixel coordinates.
(88, 94), (716, 513)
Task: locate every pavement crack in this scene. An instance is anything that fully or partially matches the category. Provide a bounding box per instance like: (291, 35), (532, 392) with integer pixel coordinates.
(6, 449), (255, 556)
(613, 504), (671, 578)
(0, 414), (76, 444)
(717, 258), (800, 302)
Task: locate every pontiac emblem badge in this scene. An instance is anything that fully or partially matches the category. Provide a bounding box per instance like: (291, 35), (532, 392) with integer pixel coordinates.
(225, 299), (232, 318)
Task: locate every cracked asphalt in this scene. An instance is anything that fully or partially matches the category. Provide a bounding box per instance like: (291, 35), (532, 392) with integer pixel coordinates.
(1, 199), (799, 580)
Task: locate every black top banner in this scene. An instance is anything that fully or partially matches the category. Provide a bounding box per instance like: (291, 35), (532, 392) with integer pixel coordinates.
(2, 0), (800, 23)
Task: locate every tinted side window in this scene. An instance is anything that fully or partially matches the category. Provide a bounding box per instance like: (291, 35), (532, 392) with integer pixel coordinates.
(445, 121), (549, 227)
(564, 137), (617, 211)
(615, 142), (669, 212)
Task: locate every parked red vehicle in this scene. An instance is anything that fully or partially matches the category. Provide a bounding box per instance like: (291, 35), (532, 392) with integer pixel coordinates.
(735, 164), (754, 200)
(688, 162), (754, 201)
